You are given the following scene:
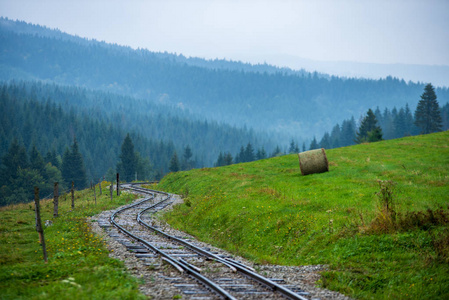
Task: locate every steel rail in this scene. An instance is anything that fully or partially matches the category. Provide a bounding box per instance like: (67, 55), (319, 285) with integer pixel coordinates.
(128, 184), (309, 300)
(110, 185), (236, 300)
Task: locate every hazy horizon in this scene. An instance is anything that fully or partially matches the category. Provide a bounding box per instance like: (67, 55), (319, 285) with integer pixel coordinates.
(1, 0), (449, 86)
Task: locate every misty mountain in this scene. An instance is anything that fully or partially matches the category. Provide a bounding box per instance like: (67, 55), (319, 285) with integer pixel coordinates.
(1, 18), (449, 141)
(255, 53), (449, 88)
(0, 81), (273, 174)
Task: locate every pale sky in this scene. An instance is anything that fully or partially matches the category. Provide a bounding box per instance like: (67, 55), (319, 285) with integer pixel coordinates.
(1, 0), (449, 67)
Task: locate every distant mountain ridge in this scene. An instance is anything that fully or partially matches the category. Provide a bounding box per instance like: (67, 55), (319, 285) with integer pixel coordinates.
(0, 17), (314, 78)
(1, 17), (448, 140)
(255, 53), (449, 88)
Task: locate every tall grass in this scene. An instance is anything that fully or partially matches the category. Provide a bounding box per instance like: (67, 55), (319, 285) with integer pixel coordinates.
(158, 132), (449, 299)
(0, 183), (145, 300)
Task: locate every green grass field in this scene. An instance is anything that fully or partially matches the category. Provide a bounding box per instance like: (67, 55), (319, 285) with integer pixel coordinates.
(0, 184), (145, 300)
(157, 132), (449, 299)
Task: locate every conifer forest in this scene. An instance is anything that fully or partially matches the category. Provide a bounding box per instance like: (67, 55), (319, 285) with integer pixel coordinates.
(1, 17), (448, 206)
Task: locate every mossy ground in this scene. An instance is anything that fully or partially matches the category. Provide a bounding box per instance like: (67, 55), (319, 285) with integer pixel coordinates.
(158, 132), (449, 299)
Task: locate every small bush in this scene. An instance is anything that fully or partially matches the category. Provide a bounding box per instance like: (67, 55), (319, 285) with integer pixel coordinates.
(370, 180), (397, 233)
(370, 180), (449, 234)
(398, 208), (449, 231)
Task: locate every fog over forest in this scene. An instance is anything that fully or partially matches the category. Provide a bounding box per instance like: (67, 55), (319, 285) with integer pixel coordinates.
(1, 18), (448, 204)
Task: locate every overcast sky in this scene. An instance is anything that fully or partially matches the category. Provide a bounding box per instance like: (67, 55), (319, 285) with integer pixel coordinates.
(1, 0), (449, 67)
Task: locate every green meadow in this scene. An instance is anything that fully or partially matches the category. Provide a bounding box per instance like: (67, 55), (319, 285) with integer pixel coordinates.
(0, 184), (145, 300)
(158, 131), (449, 299)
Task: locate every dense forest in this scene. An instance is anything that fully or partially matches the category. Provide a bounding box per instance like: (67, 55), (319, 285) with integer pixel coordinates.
(2, 17), (448, 140)
(0, 81), (275, 178)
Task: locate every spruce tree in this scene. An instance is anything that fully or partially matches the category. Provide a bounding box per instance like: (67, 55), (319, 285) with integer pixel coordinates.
(29, 145), (44, 172)
(62, 139), (87, 189)
(245, 143), (255, 162)
(309, 137), (319, 150)
(404, 103), (417, 135)
(182, 145), (193, 170)
(393, 108), (407, 138)
(169, 152), (180, 172)
(288, 140), (296, 154)
(223, 152), (233, 165)
(330, 124), (341, 148)
(117, 134), (138, 182)
(45, 149), (60, 169)
(319, 132), (331, 149)
(236, 146), (245, 163)
(215, 152), (224, 167)
(414, 83), (442, 134)
(355, 109), (383, 143)
(0, 139), (28, 185)
(71, 140), (88, 188)
(256, 147), (267, 160)
(271, 146), (283, 157)
(340, 117), (356, 146)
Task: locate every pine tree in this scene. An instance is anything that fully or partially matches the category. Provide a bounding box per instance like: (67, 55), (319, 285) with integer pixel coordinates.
(330, 124), (341, 148)
(256, 147), (267, 160)
(414, 83), (442, 134)
(182, 145), (193, 170)
(215, 152), (224, 167)
(382, 108), (395, 140)
(404, 103), (416, 135)
(245, 143), (255, 162)
(355, 109), (383, 143)
(0, 139), (28, 185)
(319, 132), (331, 149)
(62, 139), (87, 189)
(288, 140), (296, 153)
(223, 152), (233, 165)
(29, 145), (44, 172)
(271, 146), (283, 157)
(441, 102), (449, 130)
(117, 133), (138, 182)
(169, 152), (180, 172)
(309, 137), (319, 150)
(340, 117), (356, 146)
(236, 146), (245, 163)
(393, 108), (407, 138)
(45, 149), (60, 169)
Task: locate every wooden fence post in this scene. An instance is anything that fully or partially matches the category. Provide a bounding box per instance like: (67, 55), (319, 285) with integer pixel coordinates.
(116, 173), (120, 196)
(53, 182), (59, 217)
(99, 178), (102, 195)
(110, 183), (113, 201)
(34, 187), (48, 263)
(93, 183), (97, 205)
(71, 181), (75, 209)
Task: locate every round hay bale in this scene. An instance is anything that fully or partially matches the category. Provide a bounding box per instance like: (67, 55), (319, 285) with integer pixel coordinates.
(298, 148), (329, 175)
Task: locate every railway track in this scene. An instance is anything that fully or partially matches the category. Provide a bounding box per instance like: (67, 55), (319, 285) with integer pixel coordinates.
(100, 183), (311, 299)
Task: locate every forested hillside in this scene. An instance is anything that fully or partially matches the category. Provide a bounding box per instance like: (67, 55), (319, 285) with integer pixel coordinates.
(2, 18), (448, 139)
(0, 81), (272, 177)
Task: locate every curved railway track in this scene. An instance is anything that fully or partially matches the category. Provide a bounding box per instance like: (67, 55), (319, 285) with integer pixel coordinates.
(104, 183), (311, 299)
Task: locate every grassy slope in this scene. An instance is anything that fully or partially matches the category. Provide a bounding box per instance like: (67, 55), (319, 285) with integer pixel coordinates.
(157, 132), (449, 299)
(0, 184), (146, 300)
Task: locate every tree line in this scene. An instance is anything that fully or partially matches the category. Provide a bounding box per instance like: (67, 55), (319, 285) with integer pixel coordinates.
(211, 83), (447, 168)
(312, 83), (448, 150)
(0, 139), (85, 206)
